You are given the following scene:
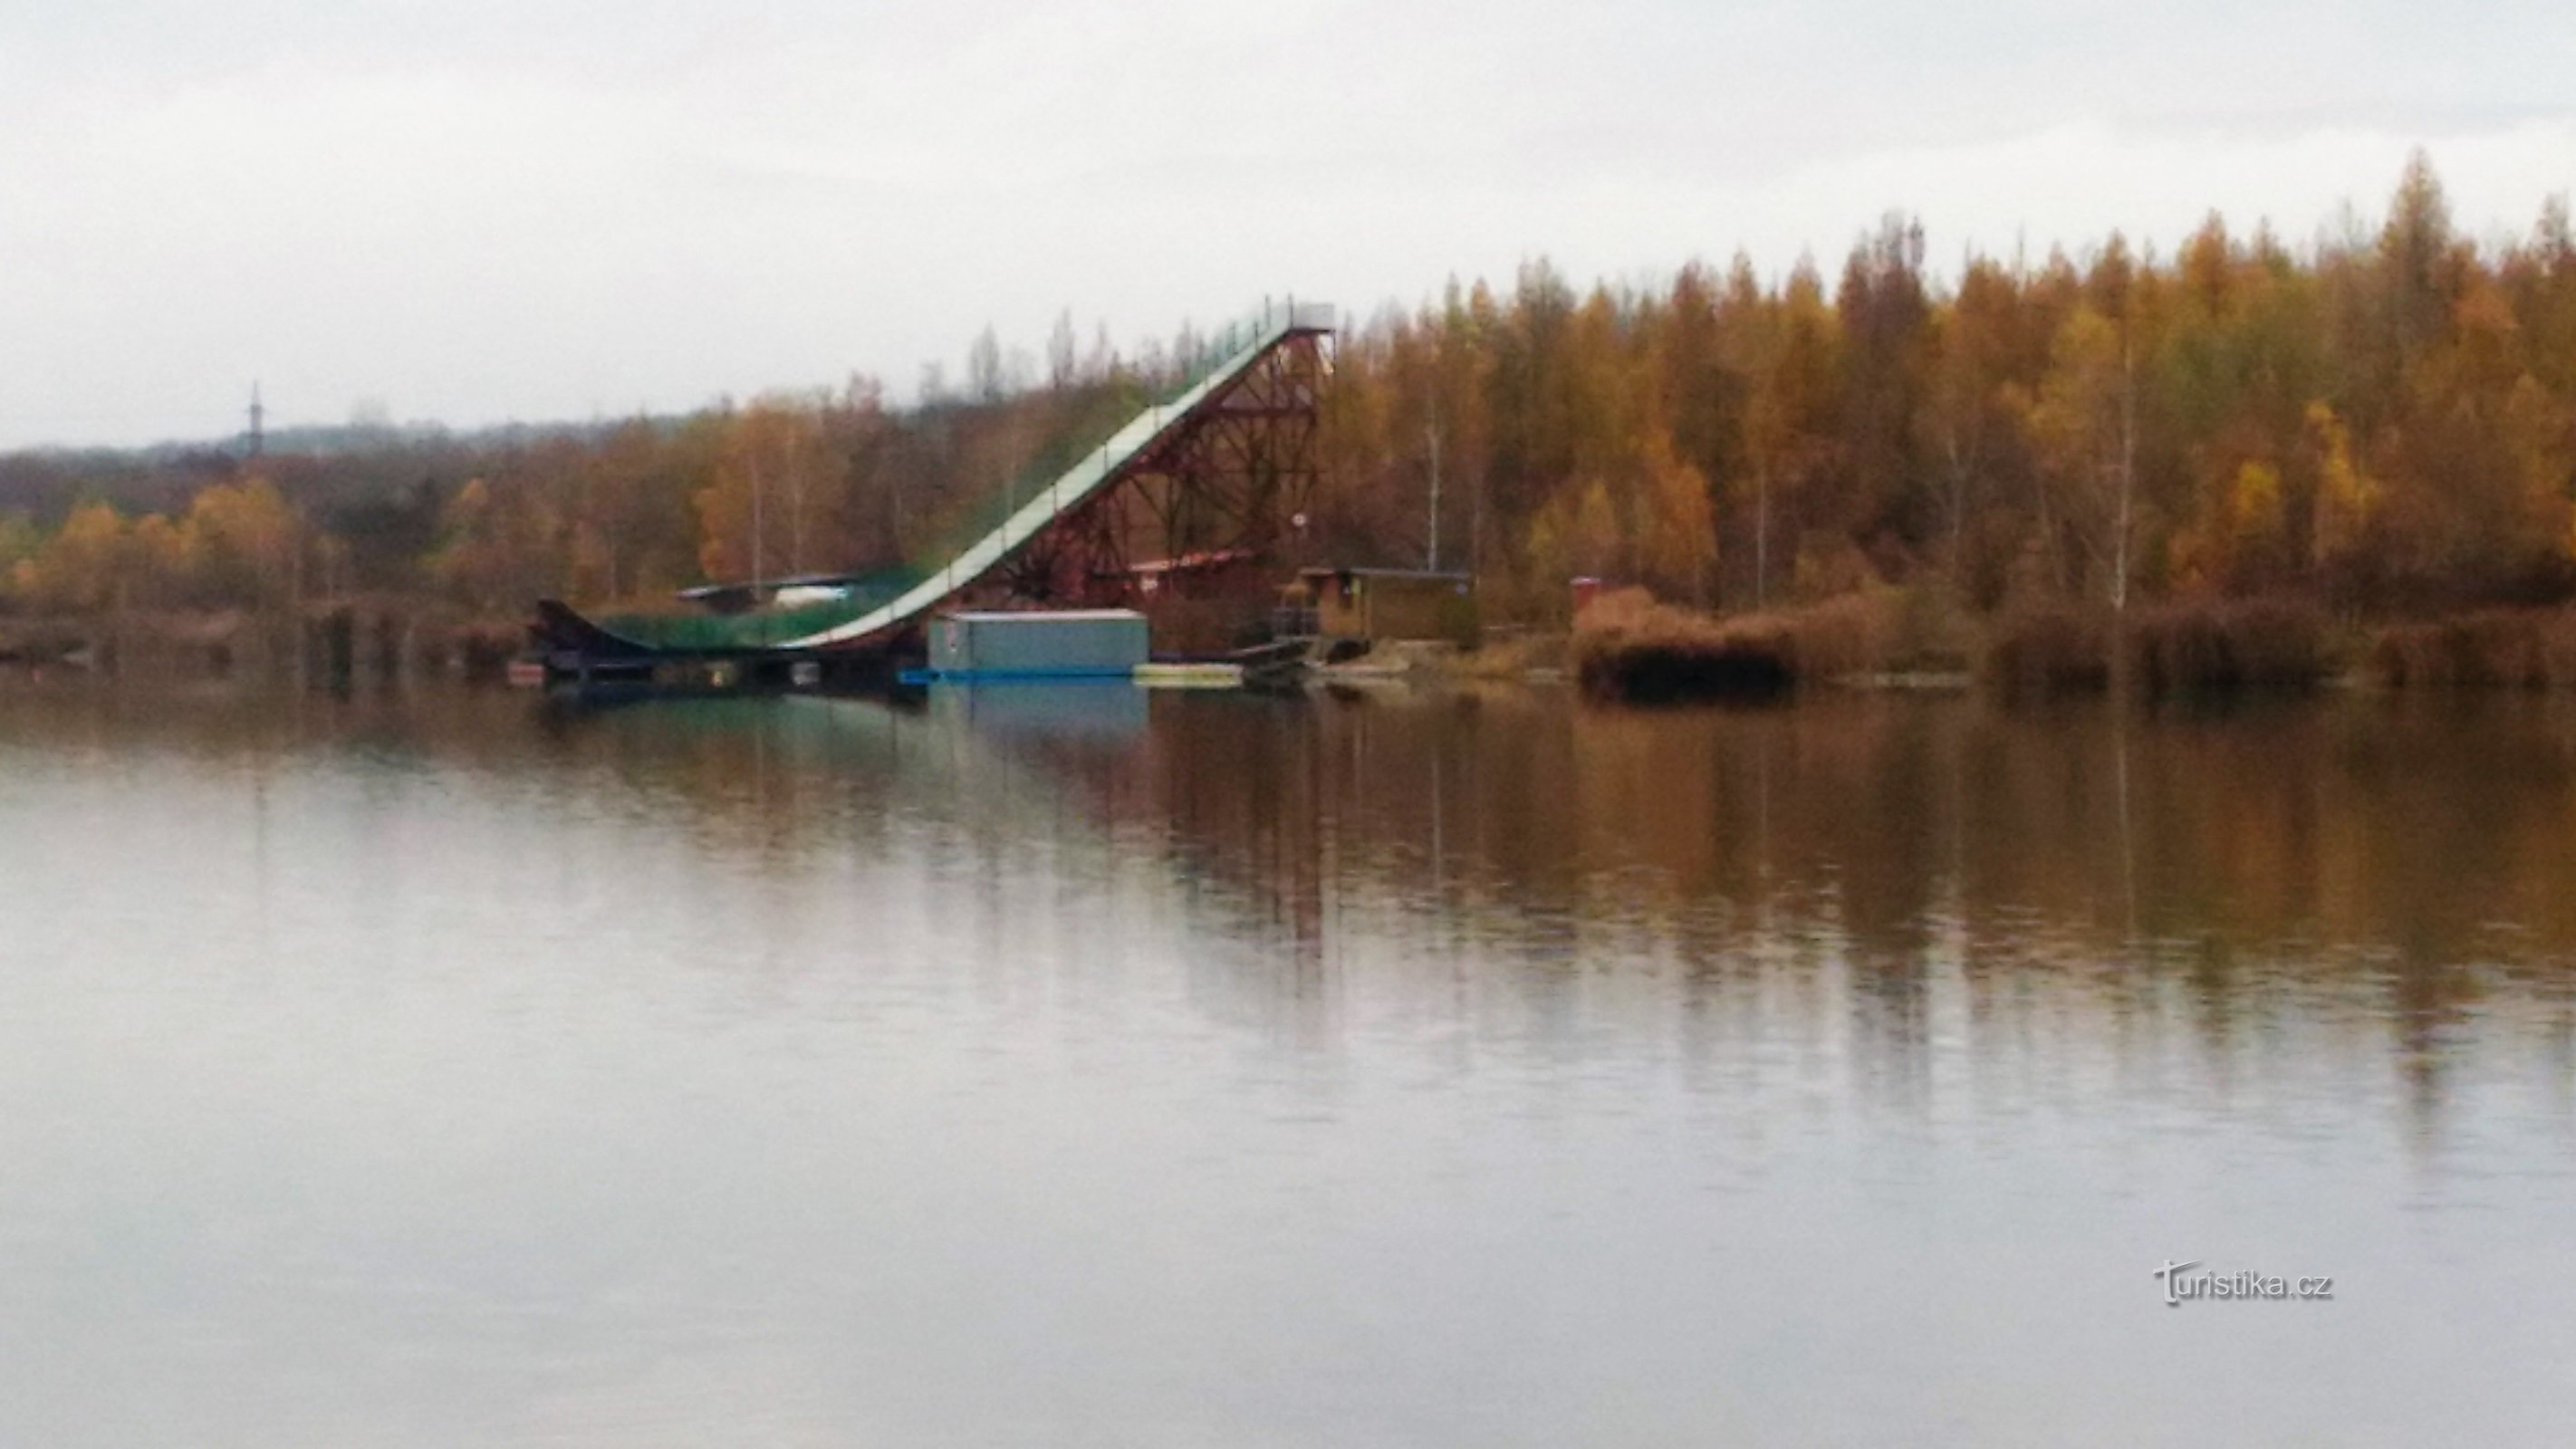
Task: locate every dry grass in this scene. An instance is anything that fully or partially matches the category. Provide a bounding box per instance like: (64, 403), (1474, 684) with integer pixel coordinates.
(1489, 588), (2576, 701)
(2125, 598), (2337, 696)
(1982, 598), (2336, 696)
(2550, 609), (2576, 685)
(1780, 591), (1904, 680)
(1981, 603), (2114, 695)
(1569, 588), (1927, 702)
(1572, 588), (1795, 701)
(2370, 609), (2576, 689)
(1447, 629), (1572, 679)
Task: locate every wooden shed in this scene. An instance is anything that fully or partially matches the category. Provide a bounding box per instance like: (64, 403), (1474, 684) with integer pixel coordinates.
(1293, 567), (1477, 645)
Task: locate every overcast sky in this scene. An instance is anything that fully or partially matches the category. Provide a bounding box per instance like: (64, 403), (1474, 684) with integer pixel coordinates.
(5, 0), (2571, 448)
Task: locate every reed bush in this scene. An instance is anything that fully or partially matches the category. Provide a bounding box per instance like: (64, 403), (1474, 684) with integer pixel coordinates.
(2544, 609), (2576, 687)
(1782, 591), (1902, 680)
(1572, 588), (1796, 702)
(1980, 603), (2112, 694)
(1449, 629), (1571, 679)
(1569, 589), (1941, 701)
(2126, 598), (2334, 696)
(2370, 610), (2571, 688)
(1578, 590), (2576, 701)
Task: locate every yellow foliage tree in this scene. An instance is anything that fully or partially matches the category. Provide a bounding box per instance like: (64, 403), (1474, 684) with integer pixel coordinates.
(1523, 476), (1624, 615)
(183, 477), (301, 607)
(1636, 425), (1716, 602)
(2308, 402), (2381, 574)
(127, 513), (189, 609)
(427, 477), (492, 609)
(697, 399), (846, 584)
(2028, 306), (2139, 609)
(17, 504), (130, 613)
(2500, 375), (2576, 554)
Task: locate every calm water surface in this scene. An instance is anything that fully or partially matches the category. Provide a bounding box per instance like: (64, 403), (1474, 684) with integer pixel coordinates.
(3, 679), (2573, 1445)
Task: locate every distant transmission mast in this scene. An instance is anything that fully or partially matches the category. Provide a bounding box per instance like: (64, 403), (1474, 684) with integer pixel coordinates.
(246, 382), (265, 459)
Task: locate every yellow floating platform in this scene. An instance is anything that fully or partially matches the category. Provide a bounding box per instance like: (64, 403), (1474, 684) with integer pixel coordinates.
(1132, 662), (1245, 689)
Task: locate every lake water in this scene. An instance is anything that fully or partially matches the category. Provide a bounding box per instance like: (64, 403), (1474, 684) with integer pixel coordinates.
(3, 679), (2572, 1445)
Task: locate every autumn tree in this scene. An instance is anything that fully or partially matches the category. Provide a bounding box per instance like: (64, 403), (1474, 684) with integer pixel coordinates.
(695, 398), (849, 584)
(12, 503), (130, 613)
(182, 476), (302, 608)
(2022, 304), (2139, 608)
(1834, 213), (1934, 546)
(0, 511), (40, 603)
(1923, 255), (2029, 601)
(1736, 258), (1841, 606)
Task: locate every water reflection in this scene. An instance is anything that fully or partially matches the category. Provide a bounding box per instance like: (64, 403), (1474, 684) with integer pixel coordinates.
(9, 680), (2575, 1139)
(5, 678), (2576, 1445)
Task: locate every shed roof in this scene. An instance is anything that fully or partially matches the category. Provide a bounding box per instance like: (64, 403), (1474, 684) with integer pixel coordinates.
(941, 609), (1146, 623)
(1297, 566), (1474, 584)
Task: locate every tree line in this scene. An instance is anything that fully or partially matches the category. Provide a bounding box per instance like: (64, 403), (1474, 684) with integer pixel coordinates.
(0, 329), (1159, 620)
(5, 155), (2571, 629)
(1322, 154), (2575, 622)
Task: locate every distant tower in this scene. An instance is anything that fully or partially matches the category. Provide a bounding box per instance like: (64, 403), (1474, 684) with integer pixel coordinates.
(246, 382), (265, 459)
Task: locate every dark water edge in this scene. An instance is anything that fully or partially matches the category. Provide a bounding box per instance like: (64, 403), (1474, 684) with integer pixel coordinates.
(3, 677), (2574, 1446)
(0, 604), (523, 681)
